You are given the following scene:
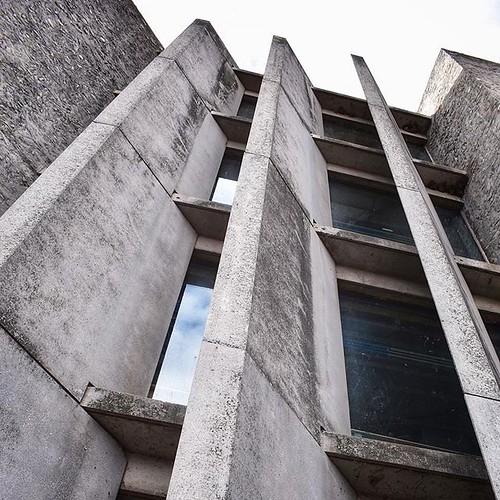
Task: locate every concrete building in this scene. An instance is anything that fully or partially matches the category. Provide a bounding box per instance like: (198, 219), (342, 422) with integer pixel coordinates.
(1, 5), (500, 500)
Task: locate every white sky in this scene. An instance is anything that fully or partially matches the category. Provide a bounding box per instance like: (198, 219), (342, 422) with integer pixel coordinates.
(133, 0), (500, 111)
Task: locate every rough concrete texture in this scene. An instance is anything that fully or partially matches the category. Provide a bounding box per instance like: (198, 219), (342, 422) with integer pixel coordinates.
(175, 113), (227, 199)
(0, 327), (125, 500)
(82, 387), (185, 459)
(120, 453), (173, 498)
(94, 57), (208, 195)
(246, 80), (331, 225)
(264, 36), (323, 135)
(166, 341), (246, 499)
(159, 20), (244, 115)
(0, 0), (161, 215)
(94, 20), (242, 196)
(420, 50), (500, 263)
(465, 393), (500, 495)
(227, 354), (356, 500)
(0, 123), (196, 400)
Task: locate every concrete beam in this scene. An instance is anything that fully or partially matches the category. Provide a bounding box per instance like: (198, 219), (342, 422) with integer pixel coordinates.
(354, 55), (500, 496)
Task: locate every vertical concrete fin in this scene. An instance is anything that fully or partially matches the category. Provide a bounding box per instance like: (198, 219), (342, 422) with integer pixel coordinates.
(353, 54), (500, 495)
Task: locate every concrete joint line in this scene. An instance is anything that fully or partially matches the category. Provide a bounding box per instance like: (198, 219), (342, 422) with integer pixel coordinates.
(0, 321), (82, 404)
(464, 391), (500, 403)
(118, 128), (173, 198)
(204, 337), (246, 352)
(353, 54), (500, 494)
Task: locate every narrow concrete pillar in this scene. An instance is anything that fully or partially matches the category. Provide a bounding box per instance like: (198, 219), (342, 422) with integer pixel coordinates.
(353, 56), (500, 497)
(166, 38), (353, 500)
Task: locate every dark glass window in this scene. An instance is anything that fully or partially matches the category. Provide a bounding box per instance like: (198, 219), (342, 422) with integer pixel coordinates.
(210, 149), (243, 205)
(340, 291), (480, 454)
(323, 115), (431, 161)
(149, 258), (218, 405)
(237, 94), (257, 120)
(329, 180), (484, 260)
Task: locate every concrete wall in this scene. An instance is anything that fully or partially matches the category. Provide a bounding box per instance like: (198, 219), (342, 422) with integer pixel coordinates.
(167, 36), (353, 500)
(0, 19), (244, 497)
(0, 326), (125, 500)
(0, 0), (162, 216)
(419, 50), (500, 263)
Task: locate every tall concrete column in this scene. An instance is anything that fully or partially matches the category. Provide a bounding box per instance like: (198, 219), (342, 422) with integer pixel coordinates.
(354, 56), (500, 498)
(166, 37), (354, 499)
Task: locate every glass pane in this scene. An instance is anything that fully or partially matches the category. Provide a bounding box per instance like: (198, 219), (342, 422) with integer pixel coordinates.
(211, 149), (243, 205)
(329, 180), (414, 245)
(323, 115), (382, 149)
(340, 291), (480, 455)
(323, 115), (431, 161)
(329, 180), (484, 260)
(407, 142), (431, 162)
(436, 206), (484, 260)
(150, 259), (218, 405)
(237, 94), (257, 120)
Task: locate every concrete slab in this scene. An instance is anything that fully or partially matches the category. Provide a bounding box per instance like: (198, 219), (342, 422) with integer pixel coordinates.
(172, 193), (230, 241)
(81, 387), (185, 459)
(233, 68), (263, 93)
(212, 112), (252, 144)
(313, 87), (432, 135)
(313, 135), (468, 196)
(322, 433), (493, 500)
(0, 328), (125, 499)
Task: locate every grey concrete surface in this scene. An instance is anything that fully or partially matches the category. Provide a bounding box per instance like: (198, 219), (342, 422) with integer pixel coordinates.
(0, 123), (196, 400)
(159, 20), (244, 116)
(323, 433), (493, 500)
(355, 55), (500, 497)
(227, 354), (356, 500)
(166, 341), (246, 499)
(465, 394), (500, 495)
(81, 387), (185, 460)
(0, 327), (125, 500)
(0, 0), (161, 215)
(120, 453), (173, 499)
(175, 113), (227, 199)
(420, 50), (500, 264)
(94, 57), (209, 195)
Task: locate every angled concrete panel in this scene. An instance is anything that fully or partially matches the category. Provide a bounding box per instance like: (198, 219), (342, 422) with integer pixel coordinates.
(0, 327), (125, 500)
(95, 58), (208, 195)
(0, 123), (196, 400)
(228, 354), (356, 500)
(159, 20), (243, 115)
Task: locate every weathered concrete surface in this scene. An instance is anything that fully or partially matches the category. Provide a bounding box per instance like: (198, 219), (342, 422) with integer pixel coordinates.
(175, 113), (227, 199)
(0, 123), (196, 400)
(227, 354), (356, 500)
(420, 50), (500, 263)
(322, 433), (493, 500)
(0, 0), (161, 214)
(94, 20), (242, 196)
(0, 327), (125, 499)
(356, 55), (500, 497)
(159, 20), (244, 115)
(81, 387), (185, 459)
(167, 36), (351, 499)
(120, 453), (173, 499)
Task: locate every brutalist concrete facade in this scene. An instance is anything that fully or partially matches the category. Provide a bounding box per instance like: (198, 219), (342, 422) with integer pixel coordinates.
(1, 9), (500, 500)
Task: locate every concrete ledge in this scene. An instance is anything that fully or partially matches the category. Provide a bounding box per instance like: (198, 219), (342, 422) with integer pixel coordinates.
(317, 226), (500, 303)
(321, 433), (493, 500)
(212, 112), (252, 144)
(81, 387), (185, 459)
(312, 87), (432, 135)
(313, 135), (467, 196)
(234, 68), (263, 93)
(173, 193), (230, 241)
